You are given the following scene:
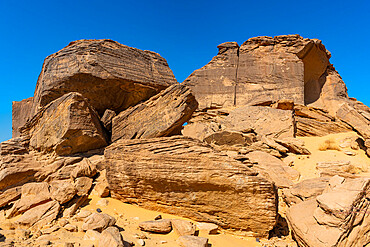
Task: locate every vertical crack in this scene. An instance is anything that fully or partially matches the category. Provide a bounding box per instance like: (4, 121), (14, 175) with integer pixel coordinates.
(234, 47), (240, 106)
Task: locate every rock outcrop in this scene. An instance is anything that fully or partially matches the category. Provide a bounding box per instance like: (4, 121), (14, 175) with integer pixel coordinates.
(31, 39), (177, 118)
(287, 177), (370, 247)
(111, 84), (198, 142)
(184, 35), (333, 109)
(21, 92), (107, 155)
(104, 136), (277, 237)
(12, 97), (33, 138)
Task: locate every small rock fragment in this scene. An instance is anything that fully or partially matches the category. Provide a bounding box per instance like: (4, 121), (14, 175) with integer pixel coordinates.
(139, 219), (172, 233)
(177, 235), (208, 247)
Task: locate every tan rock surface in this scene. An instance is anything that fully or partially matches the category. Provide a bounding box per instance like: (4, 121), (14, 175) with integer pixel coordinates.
(81, 213), (116, 232)
(171, 219), (196, 236)
(31, 39), (177, 118)
(105, 136), (277, 237)
(222, 106), (294, 139)
(178, 235), (209, 247)
(22, 92), (107, 155)
(97, 226), (124, 247)
(49, 180), (76, 204)
(111, 84), (197, 141)
(139, 219), (172, 233)
(184, 35), (333, 109)
(287, 177), (370, 247)
(12, 97), (33, 138)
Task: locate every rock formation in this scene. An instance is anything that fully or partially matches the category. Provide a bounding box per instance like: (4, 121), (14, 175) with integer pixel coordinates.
(1, 36), (370, 246)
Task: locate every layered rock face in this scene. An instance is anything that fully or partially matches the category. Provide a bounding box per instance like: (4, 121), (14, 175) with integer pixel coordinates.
(21, 92), (107, 155)
(12, 97), (33, 137)
(111, 84), (198, 141)
(184, 35), (333, 109)
(104, 136), (277, 237)
(12, 39), (177, 137)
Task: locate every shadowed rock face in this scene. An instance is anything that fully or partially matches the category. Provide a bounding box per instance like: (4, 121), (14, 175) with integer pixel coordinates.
(30, 39), (177, 120)
(12, 97), (33, 138)
(184, 35), (334, 109)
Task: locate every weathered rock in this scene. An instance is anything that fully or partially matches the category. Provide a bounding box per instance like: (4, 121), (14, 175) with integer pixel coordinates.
(101, 109), (116, 132)
(203, 130), (256, 146)
(316, 161), (361, 178)
(287, 177), (370, 247)
(139, 219), (172, 234)
(49, 180), (76, 204)
(7, 182), (51, 218)
(21, 92), (107, 155)
(74, 177), (93, 196)
(111, 84), (198, 141)
(222, 106), (294, 139)
(184, 35), (332, 109)
(282, 177), (330, 205)
(63, 195), (89, 218)
(105, 136), (277, 237)
(0, 137), (29, 156)
(12, 97), (33, 138)
(246, 151), (300, 188)
(182, 121), (221, 141)
(171, 219), (196, 236)
(177, 235), (209, 247)
(91, 170), (110, 198)
(337, 103), (370, 139)
(274, 138), (311, 155)
(196, 222), (219, 235)
(82, 213), (116, 232)
(70, 158), (97, 179)
(0, 186), (21, 207)
(64, 224), (77, 232)
(31, 39), (177, 118)
(16, 200), (60, 229)
(294, 104), (352, 137)
(98, 227), (124, 247)
(83, 229), (101, 241)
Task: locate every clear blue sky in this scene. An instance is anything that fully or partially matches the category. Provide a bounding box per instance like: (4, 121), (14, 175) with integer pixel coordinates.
(1, 0), (369, 142)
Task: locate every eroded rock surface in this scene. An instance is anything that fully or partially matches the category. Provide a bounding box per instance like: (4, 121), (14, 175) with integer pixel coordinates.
(111, 84), (198, 141)
(105, 136), (277, 237)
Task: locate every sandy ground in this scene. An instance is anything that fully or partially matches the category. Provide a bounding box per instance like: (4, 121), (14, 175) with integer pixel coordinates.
(293, 132), (370, 180)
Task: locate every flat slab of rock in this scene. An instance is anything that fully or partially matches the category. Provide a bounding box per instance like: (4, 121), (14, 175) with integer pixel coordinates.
(105, 136), (277, 237)
(139, 219), (172, 233)
(0, 186), (21, 207)
(196, 222), (218, 235)
(82, 213), (116, 232)
(171, 219), (196, 236)
(287, 177), (370, 247)
(22, 92), (107, 155)
(222, 106), (294, 139)
(49, 180), (76, 204)
(178, 235), (209, 247)
(246, 151), (300, 188)
(16, 200), (60, 229)
(31, 39), (177, 118)
(111, 84), (197, 141)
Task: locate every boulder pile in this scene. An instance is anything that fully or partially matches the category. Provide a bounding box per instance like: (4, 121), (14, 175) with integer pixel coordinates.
(0, 36), (369, 246)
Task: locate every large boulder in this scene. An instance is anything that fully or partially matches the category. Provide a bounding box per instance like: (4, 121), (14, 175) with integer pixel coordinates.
(21, 92), (107, 155)
(287, 177), (370, 247)
(12, 97), (33, 138)
(184, 35), (332, 109)
(222, 106), (295, 139)
(104, 136), (277, 237)
(111, 84), (198, 142)
(30, 39), (177, 119)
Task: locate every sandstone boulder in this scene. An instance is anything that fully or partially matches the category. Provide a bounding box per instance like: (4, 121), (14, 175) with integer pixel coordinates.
(82, 213), (116, 232)
(139, 219), (172, 233)
(16, 200), (60, 229)
(74, 177), (93, 196)
(203, 130), (256, 146)
(222, 106), (294, 139)
(49, 180), (76, 204)
(337, 103), (370, 139)
(287, 177), (370, 247)
(177, 236), (209, 247)
(111, 84), (198, 142)
(30, 39), (177, 118)
(105, 136), (277, 237)
(12, 97), (33, 138)
(0, 186), (21, 207)
(97, 226), (124, 247)
(21, 92), (107, 155)
(171, 219), (196, 236)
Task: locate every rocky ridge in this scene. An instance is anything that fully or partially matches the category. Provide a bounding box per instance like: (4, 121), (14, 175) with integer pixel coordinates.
(0, 36), (369, 246)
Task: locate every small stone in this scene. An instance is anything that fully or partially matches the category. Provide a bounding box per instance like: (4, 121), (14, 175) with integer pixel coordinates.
(84, 229), (101, 241)
(82, 213), (116, 232)
(97, 199), (109, 207)
(139, 219), (172, 233)
(75, 210), (92, 221)
(177, 235), (208, 247)
(41, 225), (60, 235)
(154, 215), (162, 220)
(171, 219), (196, 236)
(97, 208), (102, 213)
(137, 239), (145, 246)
